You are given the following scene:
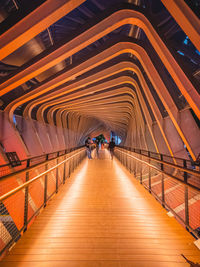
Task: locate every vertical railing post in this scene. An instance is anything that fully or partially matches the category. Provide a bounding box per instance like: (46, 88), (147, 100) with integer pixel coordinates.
(73, 151), (75, 170)
(71, 150), (73, 173)
(23, 165), (29, 232)
(72, 150), (74, 169)
(134, 153), (137, 178)
(63, 156), (66, 184)
(127, 150), (130, 172)
(44, 155), (48, 207)
(140, 161), (142, 184)
(76, 151), (78, 168)
(130, 150), (133, 173)
(68, 151), (71, 178)
(72, 150), (74, 172)
(184, 159), (189, 229)
(148, 151), (151, 192)
(160, 154), (165, 207)
(56, 157), (59, 193)
(134, 156), (136, 178)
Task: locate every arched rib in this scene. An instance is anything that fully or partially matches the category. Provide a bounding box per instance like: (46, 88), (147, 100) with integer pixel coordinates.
(0, 0), (86, 60)
(6, 43), (198, 159)
(1, 9), (199, 119)
(161, 0), (200, 51)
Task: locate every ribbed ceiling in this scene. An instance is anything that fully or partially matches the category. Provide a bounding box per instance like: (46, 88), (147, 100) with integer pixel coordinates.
(0, 0), (199, 141)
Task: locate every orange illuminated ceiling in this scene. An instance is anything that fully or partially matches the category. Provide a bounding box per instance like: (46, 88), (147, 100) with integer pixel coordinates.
(0, 0), (199, 158)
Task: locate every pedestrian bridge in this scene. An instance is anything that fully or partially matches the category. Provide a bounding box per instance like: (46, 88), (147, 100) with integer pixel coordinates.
(0, 0), (200, 265)
(0, 148), (200, 266)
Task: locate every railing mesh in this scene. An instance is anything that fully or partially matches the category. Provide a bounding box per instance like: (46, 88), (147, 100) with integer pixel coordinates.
(115, 147), (200, 238)
(0, 147), (86, 255)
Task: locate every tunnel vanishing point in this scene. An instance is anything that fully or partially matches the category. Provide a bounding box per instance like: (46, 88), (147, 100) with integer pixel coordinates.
(0, 0), (200, 266)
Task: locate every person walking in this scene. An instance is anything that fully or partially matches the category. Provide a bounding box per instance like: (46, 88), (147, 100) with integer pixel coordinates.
(85, 137), (92, 159)
(95, 139), (100, 158)
(108, 138), (116, 160)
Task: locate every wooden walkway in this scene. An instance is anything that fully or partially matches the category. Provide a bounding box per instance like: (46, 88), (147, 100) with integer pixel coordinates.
(2, 150), (200, 267)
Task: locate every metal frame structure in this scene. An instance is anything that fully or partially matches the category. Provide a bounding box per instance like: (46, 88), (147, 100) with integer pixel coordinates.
(0, 146), (86, 255)
(115, 146), (200, 238)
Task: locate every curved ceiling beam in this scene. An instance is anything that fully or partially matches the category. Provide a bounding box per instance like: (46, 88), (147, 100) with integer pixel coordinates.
(5, 40), (197, 159)
(24, 61), (143, 118)
(35, 76), (136, 121)
(51, 79), (173, 155)
(0, 0), (86, 61)
(30, 63), (198, 162)
(24, 65), (133, 117)
(67, 98), (133, 112)
(61, 102), (133, 120)
(56, 103), (138, 144)
(61, 112), (102, 148)
(47, 91), (133, 124)
(62, 110), (126, 138)
(2, 9), (199, 119)
(49, 86), (138, 123)
(8, 42), (172, 120)
(47, 72), (197, 160)
(78, 116), (127, 136)
(43, 80), (155, 146)
(68, 101), (133, 119)
(56, 109), (131, 129)
(5, 42), (177, 142)
(67, 110), (131, 127)
(45, 82), (154, 151)
(49, 77), (171, 156)
(30, 58), (184, 160)
(21, 60), (160, 155)
(161, 0), (200, 51)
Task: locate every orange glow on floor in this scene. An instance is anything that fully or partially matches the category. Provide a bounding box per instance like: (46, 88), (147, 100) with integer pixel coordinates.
(2, 150), (200, 266)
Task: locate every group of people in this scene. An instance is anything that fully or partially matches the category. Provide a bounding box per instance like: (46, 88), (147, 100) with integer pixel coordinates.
(85, 137), (116, 160)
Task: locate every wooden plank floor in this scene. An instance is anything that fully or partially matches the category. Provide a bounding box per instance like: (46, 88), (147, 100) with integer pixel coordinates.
(1, 150), (200, 267)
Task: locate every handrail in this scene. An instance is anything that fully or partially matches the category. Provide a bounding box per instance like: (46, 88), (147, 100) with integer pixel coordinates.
(0, 146), (84, 181)
(0, 147), (80, 168)
(1, 149), (63, 167)
(0, 148), (85, 202)
(0, 145), (84, 178)
(0, 145), (86, 256)
(118, 146), (200, 177)
(115, 147), (200, 238)
(116, 148), (200, 191)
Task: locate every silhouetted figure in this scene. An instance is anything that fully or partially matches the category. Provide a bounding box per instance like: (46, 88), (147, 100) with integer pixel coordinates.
(108, 138), (115, 160)
(85, 137), (92, 159)
(95, 139), (100, 158)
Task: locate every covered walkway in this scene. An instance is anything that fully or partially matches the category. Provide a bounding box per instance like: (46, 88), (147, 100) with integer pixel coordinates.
(2, 150), (200, 267)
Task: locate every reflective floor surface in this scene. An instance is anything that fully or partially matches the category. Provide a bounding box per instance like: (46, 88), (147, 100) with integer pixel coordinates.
(1, 150), (200, 266)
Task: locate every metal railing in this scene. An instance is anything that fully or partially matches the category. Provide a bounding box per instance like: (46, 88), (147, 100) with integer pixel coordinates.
(115, 146), (200, 238)
(0, 147), (83, 178)
(0, 146), (86, 256)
